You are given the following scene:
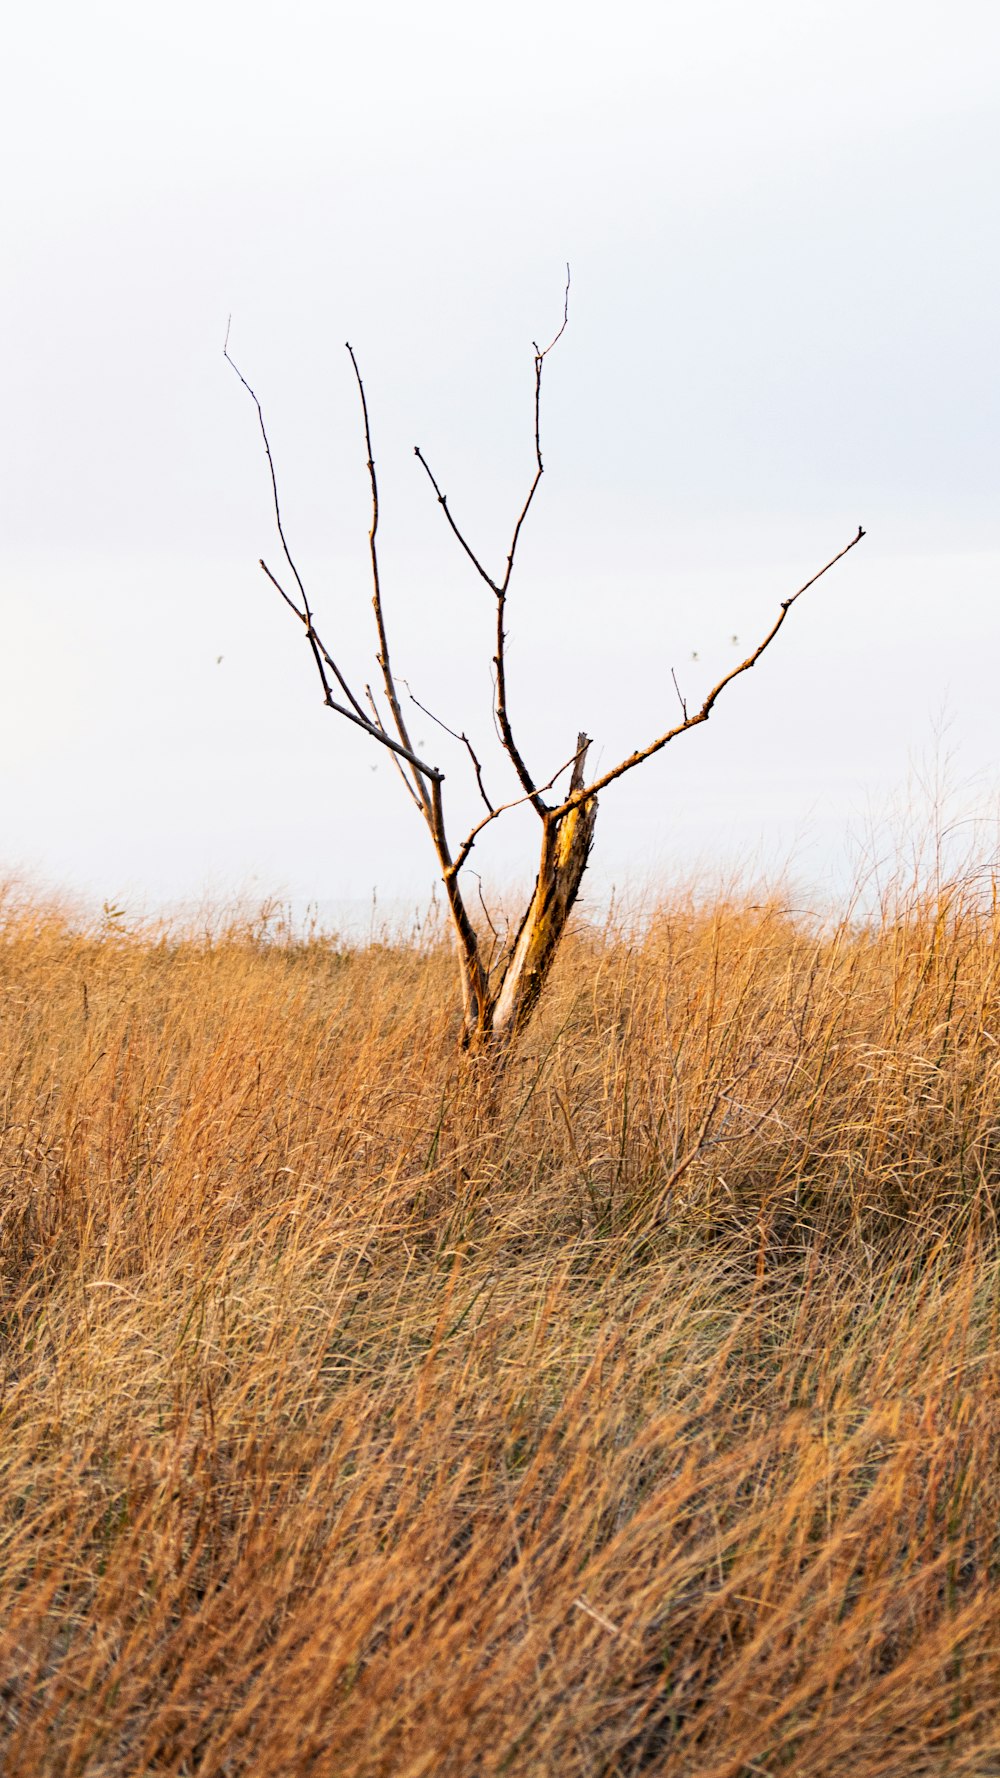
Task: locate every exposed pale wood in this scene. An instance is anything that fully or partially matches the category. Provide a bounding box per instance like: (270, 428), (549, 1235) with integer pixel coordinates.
(485, 736), (597, 1051)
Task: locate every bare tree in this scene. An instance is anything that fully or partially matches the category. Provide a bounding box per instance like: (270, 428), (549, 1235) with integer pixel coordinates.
(226, 286), (864, 1059)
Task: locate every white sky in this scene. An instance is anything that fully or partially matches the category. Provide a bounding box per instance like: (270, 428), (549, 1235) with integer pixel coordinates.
(3, 1), (998, 927)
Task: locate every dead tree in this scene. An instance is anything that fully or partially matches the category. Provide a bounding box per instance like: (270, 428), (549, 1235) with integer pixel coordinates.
(226, 287), (864, 1058)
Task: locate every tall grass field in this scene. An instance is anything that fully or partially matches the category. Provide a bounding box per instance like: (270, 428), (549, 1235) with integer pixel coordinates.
(3, 871), (1000, 1775)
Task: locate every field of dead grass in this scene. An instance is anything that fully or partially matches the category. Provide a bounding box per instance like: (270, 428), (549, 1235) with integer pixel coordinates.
(3, 875), (1000, 1775)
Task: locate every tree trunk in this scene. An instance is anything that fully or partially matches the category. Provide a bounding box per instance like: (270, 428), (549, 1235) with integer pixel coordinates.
(460, 735), (597, 1057)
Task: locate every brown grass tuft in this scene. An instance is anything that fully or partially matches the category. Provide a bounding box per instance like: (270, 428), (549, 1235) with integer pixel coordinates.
(4, 877), (1000, 1774)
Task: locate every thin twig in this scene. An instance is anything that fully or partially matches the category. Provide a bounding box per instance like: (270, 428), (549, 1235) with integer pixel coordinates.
(534, 263), (571, 361)
(364, 683), (387, 734)
(402, 681), (495, 814)
(385, 743), (427, 811)
(365, 685), (424, 810)
(468, 871), (503, 974)
(463, 735), (494, 815)
(346, 342), (426, 807)
(224, 343), (310, 616)
(412, 449), (500, 595)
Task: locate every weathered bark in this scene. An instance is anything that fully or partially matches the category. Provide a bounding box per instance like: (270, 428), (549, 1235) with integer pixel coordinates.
(460, 735), (597, 1057)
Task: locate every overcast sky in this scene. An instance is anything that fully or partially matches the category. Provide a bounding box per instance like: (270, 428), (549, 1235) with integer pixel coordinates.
(3, 1), (998, 928)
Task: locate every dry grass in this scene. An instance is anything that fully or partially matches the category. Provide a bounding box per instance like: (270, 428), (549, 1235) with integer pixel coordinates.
(4, 873), (1000, 1775)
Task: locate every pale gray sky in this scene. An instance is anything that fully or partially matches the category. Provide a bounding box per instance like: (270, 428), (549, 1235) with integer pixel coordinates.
(3, 0), (998, 925)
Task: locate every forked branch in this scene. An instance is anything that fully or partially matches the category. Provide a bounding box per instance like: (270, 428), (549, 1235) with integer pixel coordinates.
(402, 682), (495, 815)
(225, 336), (443, 786)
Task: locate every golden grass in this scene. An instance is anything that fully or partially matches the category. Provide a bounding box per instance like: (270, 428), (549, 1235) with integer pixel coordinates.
(3, 875), (1000, 1775)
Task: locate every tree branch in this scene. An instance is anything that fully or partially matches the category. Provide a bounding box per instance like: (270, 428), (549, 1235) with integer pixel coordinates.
(256, 556), (439, 778)
(346, 342), (427, 809)
(401, 681), (495, 814)
(412, 269), (572, 820)
(553, 525), (866, 815)
(412, 448), (500, 595)
(323, 693), (444, 780)
(225, 336), (375, 729)
(224, 336), (310, 616)
(366, 684), (424, 811)
(258, 558), (369, 723)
